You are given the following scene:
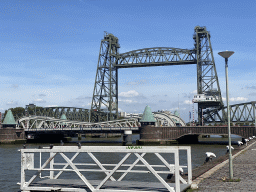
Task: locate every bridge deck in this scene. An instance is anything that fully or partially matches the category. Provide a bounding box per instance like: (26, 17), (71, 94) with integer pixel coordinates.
(31, 179), (190, 191)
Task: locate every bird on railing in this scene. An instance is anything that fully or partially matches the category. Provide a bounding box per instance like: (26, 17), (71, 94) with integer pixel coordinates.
(226, 145), (234, 153)
(252, 136), (256, 139)
(60, 140), (64, 146)
(167, 167), (184, 180)
(237, 141), (243, 147)
(205, 152), (216, 163)
(23, 143), (26, 149)
(50, 144), (54, 149)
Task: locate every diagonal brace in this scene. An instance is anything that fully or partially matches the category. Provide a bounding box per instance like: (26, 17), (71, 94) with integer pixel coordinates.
(134, 153), (175, 192)
(60, 153), (95, 192)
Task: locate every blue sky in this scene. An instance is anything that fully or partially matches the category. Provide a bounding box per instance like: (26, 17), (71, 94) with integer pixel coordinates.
(0, 0), (255, 122)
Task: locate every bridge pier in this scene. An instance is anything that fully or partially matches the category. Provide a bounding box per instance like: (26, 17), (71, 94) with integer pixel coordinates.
(122, 130), (132, 145)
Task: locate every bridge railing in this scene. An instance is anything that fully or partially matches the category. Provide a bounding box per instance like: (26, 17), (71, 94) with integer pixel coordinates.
(19, 146), (192, 192)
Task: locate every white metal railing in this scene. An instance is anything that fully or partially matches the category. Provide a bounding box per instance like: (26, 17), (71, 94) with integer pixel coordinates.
(19, 146), (192, 192)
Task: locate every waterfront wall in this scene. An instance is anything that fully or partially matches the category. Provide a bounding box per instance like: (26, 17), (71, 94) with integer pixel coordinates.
(140, 125), (256, 142)
(0, 128), (25, 143)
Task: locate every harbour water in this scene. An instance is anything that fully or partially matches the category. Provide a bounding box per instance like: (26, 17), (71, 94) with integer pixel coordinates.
(0, 134), (241, 191)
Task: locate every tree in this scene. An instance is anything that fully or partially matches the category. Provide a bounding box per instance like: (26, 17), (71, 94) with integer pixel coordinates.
(2, 107), (25, 120)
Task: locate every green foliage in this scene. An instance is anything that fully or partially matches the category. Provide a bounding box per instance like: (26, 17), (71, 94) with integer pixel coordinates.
(3, 107), (25, 120)
(2, 106), (44, 120)
(221, 177), (241, 182)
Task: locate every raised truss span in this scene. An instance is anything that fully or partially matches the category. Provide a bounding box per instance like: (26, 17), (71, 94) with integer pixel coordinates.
(116, 47), (196, 68)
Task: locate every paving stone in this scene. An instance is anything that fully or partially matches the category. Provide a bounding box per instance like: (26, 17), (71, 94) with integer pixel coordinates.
(197, 141), (256, 191)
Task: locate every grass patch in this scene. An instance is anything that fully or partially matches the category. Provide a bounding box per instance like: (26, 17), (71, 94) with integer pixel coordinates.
(220, 177), (241, 182)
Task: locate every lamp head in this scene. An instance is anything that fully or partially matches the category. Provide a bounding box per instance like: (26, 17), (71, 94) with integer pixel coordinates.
(218, 51), (234, 59)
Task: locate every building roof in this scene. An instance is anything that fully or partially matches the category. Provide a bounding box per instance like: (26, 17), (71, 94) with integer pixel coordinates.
(140, 105), (156, 122)
(2, 110), (17, 125)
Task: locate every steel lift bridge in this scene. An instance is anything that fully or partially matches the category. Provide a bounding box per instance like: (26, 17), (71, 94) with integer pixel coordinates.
(91, 26), (256, 125)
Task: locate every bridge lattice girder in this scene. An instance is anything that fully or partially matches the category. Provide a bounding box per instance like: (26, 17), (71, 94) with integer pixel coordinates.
(203, 101), (256, 124)
(19, 116), (140, 130)
(154, 112), (186, 127)
(116, 47), (196, 68)
(24, 107), (108, 123)
(18, 111), (186, 129)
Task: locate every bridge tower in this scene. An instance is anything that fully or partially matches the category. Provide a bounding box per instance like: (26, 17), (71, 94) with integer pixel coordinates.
(91, 32), (120, 120)
(193, 26), (225, 125)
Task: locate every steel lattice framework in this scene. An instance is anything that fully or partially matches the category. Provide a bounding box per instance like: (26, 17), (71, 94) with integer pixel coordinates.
(91, 32), (120, 120)
(24, 106), (107, 123)
(193, 26), (225, 125)
(204, 101), (256, 124)
(91, 26), (223, 123)
(17, 111), (186, 129)
(117, 47), (196, 68)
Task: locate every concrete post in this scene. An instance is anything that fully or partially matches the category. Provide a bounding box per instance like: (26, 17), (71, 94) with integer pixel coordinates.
(122, 130), (132, 145)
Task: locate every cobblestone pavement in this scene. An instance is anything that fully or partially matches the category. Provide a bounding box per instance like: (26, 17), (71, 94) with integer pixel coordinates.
(197, 141), (256, 192)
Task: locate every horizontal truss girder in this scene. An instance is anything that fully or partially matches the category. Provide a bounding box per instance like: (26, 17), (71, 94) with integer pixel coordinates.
(116, 47), (196, 68)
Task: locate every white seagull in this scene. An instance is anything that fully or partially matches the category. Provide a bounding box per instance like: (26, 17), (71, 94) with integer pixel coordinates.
(249, 137), (253, 140)
(226, 145), (234, 153)
(252, 136), (256, 139)
(205, 152), (216, 163)
(167, 167), (184, 180)
(244, 139), (249, 146)
(237, 141), (243, 146)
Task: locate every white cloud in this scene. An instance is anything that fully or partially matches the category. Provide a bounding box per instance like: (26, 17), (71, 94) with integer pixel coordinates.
(33, 99), (46, 103)
(191, 90), (197, 94)
(119, 99), (137, 103)
(230, 97), (248, 102)
(7, 101), (18, 105)
(169, 107), (178, 111)
(46, 105), (58, 107)
(119, 90), (139, 97)
(184, 100), (193, 104)
(222, 97), (248, 102)
(118, 108), (123, 112)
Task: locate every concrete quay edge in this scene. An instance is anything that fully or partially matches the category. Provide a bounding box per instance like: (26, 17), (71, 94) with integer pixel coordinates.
(190, 140), (256, 189)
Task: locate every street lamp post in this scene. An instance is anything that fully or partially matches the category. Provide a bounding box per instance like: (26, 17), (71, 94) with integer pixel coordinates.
(218, 50), (234, 179)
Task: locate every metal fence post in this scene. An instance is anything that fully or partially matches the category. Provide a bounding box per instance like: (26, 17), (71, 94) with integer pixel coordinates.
(187, 147), (192, 184)
(174, 149), (180, 192)
(21, 151), (25, 190)
(50, 152), (54, 179)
